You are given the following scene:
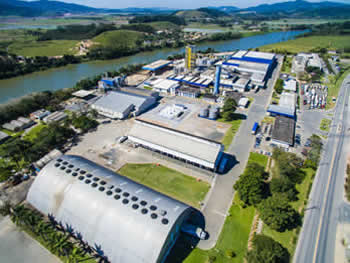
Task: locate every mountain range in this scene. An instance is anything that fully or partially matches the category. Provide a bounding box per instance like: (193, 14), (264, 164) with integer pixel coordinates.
(0, 0), (349, 18)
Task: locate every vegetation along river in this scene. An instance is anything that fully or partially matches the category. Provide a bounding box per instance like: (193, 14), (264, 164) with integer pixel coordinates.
(0, 30), (307, 104)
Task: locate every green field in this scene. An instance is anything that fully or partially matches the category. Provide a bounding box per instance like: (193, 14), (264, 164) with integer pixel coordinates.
(118, 163), (210, 208)
(183, 194), (256, 263)
(93, 30), (143, 49)
(262, 168), (315, 254)
(320, 118), (332, 132)
(219, 118), (243, 151)
(23, 123), (46, 142)
(327, 67), (350, 109)
(247, 152), (268, 168)
(260, 35), (350, 54)
(148, 21), (180, 31)
(265, 18), (350, 26)
(8, 39), (78, 57)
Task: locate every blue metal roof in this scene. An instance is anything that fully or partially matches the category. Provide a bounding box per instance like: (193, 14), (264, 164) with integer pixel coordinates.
(142, 61), (173, 71)
(101, 79), (115, 86)
(267, 105), (295, 118)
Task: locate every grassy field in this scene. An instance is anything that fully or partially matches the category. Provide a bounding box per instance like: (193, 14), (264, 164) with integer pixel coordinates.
(185, 23), (230, 31)
(247, 152), (268, 167)
(93, 30), (143, 49)
(118, 163), (210, 208)
(260, 35), (350, 54)
(148, 21), (180, 31)
(219, 118), (243, 151)
(183, 194), (256, 263)
(262, 168), (315, 255)
(265, 18), (350, 26)
(23, 123), (46, 142)
(326, 67), (350, 109)
(320, 118), (332, 132)
(282, 56), (293, 74)
(8, 40), (78, 57)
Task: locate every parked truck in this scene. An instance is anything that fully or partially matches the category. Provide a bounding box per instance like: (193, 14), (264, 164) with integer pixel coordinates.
(252, 122), (259, 135)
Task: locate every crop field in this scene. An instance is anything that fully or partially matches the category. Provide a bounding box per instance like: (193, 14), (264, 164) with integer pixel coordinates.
(92, 30), (143, 49)
(260, 35), (350, 54)
(8, 39), (78, 57)
(265, 18), (350, 26)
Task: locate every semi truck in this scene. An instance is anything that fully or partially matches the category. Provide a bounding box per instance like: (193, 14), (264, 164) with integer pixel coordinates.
(252, 122), (259, 135)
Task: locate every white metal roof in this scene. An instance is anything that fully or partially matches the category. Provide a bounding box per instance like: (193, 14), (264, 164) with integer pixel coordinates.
(279, 92), (296, 109)
(0, 131), (9, 141)
(245, 51), (276, 60)
(73, 90), (95, 98)
(232, 50), (247, 58)
(283, 79), (297, 92)
(93, 91), (154, 113)
(153, 79), (179, 91)
(129, 120), (223, 168)
(27, 155), (192, 263)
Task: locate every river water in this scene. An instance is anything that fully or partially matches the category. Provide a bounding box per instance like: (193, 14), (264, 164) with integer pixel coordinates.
(0, 30), (307, 104)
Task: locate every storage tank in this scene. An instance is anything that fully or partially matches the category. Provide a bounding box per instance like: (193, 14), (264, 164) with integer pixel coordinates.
(209, 108), (218, 120)
(199, 108), (209, 118)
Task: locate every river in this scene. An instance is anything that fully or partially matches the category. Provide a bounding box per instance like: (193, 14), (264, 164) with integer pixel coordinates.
(0, 30), (307, 104)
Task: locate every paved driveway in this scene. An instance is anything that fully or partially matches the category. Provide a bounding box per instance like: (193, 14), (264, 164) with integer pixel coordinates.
(0, 216), (61, 263)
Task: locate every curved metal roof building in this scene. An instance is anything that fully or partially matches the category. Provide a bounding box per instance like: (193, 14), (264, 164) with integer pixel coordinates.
(27, 155), (194, 263)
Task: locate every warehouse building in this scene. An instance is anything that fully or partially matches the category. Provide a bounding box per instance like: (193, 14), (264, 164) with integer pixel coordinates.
(43, 111), (68, 124)
(92, 91), (156, 120)
(271, 116), (295, 147)
(267, 105), (295, 119)
(2, 117), (35, 132)
(30, 109), (51, 120)
(145, 78), (179, 94)
(177, 87), (200, 98)
(129, 119), (224, 172)
(283, 79), (297, 92)
(119, 87), (159, 99)
(142, 60), (173, 73)
(0, 131), (10, 144)
(27, 155), (198, 263)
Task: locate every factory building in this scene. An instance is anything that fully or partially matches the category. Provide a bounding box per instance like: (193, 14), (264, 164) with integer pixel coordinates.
(2, 117), (35, 132)
(91, 91), (156, 119)
(43, 111), (68, 124)
(145, 78), (180, 94)
(129, 119), (224, 172)
(142, 60), (173, 74)
(27, 155), (198, 263)
(177, 87), (200, 98)
(185, 45), (196, 71)
(167, 74), (212, 90)
(271, 116), (295, 147)
(0, 131), (10, 144)
(267, 105), (295, 119)
(119, 87), (159, 99)
(30, 109), (51, 120)
(283, 79), (297, 92)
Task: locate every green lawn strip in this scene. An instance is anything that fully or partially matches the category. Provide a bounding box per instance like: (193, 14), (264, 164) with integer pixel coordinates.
(184, 194), (256, 263)
(259, 35), (350, 54)
(8, 40), (78, 57)
(23, 123), (47, 142)
(320, 118), (331, 132)
(118, 163), (209, 208)
(282, 56), (292, 74)
(262, 168), (315, 255)
(326, 67), (350, 109)
(218, 118), (243, 151)
(248, 152), (269, 168)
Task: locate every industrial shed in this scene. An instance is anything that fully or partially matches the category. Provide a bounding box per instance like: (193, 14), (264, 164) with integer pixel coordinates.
(129, 119), (224, 171)
(27, 155), (195, 263)
(91, 91), (156, 119)
(271, 116), (295, 147)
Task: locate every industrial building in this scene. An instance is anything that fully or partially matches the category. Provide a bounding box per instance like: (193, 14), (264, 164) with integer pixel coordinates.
(30, 109), (51, 120)
(185, 45), (196, 71)
(0, 131), (10, 144)
(43, 111), (68, 124)
(271, 116), (295, 147)
(2, 117), (35, 132)
(92, 91), (156, 119)
(72, 90), (96, 100)
(292, 53), (322, 74)
(142, 60), (173, 73)
(145, 78), (179, 94)
(119, 87), (159, 99)
(27, 155), (198, 263)
(167, 74), (212, 90)
(283, 79), (297, 92)
(129, 119), (224, 172)
(267, 105), (295, 119)
(177, 87), (200, 98)
(279, 92), (297, 110)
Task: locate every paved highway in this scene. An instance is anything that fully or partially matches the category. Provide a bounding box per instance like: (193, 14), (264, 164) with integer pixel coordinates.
(294, 74), (350, 263)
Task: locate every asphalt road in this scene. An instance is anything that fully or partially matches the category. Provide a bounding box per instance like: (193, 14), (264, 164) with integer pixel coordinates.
(198, 56), (283, 249)
(293, 74), (350, 263)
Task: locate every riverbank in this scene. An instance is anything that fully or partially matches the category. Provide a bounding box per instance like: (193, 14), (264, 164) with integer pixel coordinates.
(0, 30), (307, 104)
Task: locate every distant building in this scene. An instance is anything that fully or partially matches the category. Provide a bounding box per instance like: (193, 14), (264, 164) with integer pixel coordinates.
(43, 111), (68, 124)
(177, 87), (200, 98)
(119, 87), (159, 99)
(271, 115), (295, 147)
(72, 90), (96, 100)
(30, 109), (51, 120)
(2, 117), (35, 132)
(91, 91), (156, 119)
(0, 131), (10, 144)
(142, 60), (173, 74)
(145, 78), (180, 94)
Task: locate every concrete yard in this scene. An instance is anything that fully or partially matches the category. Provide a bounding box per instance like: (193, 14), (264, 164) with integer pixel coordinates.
(140, 96), (231, 141)
(0, 216), (60, 263)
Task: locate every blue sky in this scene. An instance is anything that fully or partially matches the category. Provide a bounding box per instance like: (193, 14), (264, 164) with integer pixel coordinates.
(52, 0), (349, 9)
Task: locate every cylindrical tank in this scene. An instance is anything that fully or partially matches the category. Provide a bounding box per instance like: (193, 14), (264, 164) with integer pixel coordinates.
(200, 108), (209, 118)
(209, 108), (218, 120)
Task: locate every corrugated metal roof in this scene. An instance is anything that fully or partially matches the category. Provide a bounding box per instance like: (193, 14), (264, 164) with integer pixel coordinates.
(267, 105), (295, 118)
(272, 115), (295, 146)
(27, 155), (192, 263)
(129, 120), (223, 168)
(0, 131), (9, 141)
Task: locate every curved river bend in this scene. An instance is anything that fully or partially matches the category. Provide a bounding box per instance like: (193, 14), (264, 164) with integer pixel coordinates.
(0, 30), (306, 104)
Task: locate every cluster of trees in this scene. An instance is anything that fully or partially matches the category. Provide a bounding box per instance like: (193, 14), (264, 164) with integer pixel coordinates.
(221, 98), (237, 121)
(345, 164), (350, 202)
(209, 32), (242, 42)
(274, 79), (284, 94)
(306, 66), (323, 82)
(71, 114), (98, 133)
(235, 149), (304, 233)
(129, 15), (186, 25)
(247, 234), (290, 263)
(36, 24), (116, 41)
(304, 135), (323, 170)
(0, 204), (110, 263)
(0, 53), (81, 80)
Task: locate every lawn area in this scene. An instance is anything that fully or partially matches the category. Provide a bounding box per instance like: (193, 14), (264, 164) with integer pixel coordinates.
(93, 30), (144, 49)
(259, 35), (350, 54)
(184, 23), (230, 31)
(148, 21), (180, 31)
(262, 168), (315, 255)
(118, 163), (210, 208)
(23, 123), (47, 142)
(218, 118), (243, 151)
(8, 40), (78, 57)
(320, 118), (332, 132)
(282, 56), (292, 74)
(183, 194), (256, 263)
(326, 67), (350, 109)
(247, 152), (268, 168)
